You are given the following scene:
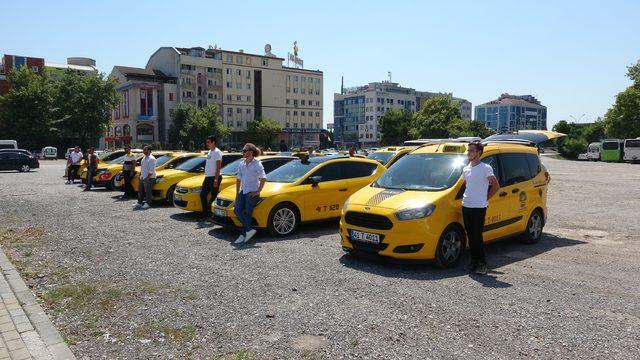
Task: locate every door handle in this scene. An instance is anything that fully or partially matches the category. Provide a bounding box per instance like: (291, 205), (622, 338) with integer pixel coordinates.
(339, 188), (348, 192)
(499, 191), (508, 197)
(511, 188), (519, 193)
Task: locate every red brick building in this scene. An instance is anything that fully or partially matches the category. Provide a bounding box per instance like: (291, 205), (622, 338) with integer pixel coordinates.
(0, 54), (45, 95)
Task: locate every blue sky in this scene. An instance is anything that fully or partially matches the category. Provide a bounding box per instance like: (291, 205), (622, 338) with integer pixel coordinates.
(1, 0), (638, 129)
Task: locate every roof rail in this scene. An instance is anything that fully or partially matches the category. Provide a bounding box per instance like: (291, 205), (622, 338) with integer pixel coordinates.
(481, 139), (536, 147)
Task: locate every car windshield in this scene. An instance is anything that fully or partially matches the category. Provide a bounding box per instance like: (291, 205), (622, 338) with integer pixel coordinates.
(154, 155), (173, 168)
(220, 158), (243, 176)
(175, 157), (206, 172)
(367, 152), (394, 165)
(266, 160), (319, 183)
(373, 153), (467, 191)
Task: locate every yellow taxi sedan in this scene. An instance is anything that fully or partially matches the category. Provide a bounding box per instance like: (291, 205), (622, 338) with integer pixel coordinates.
(81, 151), (172, 190)
(113, 152), (200, 192)
(173, 155), (296, 212)
(366, 146), (415, 168)
(340, 140), (549, 267)
(212, 155), (387, 236)
(151, 153), (243, 203)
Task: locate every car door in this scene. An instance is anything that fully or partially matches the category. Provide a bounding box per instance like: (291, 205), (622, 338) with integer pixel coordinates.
(488, 152), (534, 239)
(478, 153), (510, 242)
(340, 161), (380, 199)
(0, 153), (9, 170)
(302, 162), (347, 221)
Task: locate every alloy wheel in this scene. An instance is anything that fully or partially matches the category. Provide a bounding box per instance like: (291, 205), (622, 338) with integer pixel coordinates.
(441, 230), (462, 263)
(273, 207), (296, 235)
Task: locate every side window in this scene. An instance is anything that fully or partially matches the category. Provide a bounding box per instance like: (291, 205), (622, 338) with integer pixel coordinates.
(262, 159), (290, 173)
(167, 156), (192, 169)
(481, 155), (500, 182)
(524, 154), (541, 179)
(308, 163), (342, 182)
(221, 154), (242, 167)
(341, 162), (378, 179)
(0, 153), (9, 160)
(499, 153), (531, 186)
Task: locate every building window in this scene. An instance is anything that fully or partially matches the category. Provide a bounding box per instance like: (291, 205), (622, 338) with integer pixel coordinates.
(236, 56), (243, 64)
(169, 93), (175, 101)
(286, 122), (290, 127)
(237, 69), (242, 76)
(286, 111), (290, 116)
(226, 82), (232, 88)
(286, 75), (291, 81)
(237, 121), (242, 127)
(261, 58), (268, 66)
(316, 112), (320, 117)
(227, 95), (232, 101)
(140, 89), (153, 116)
(294, 76), (298, 82)
(301, 88), (306, 94)
(315, 90), (320, 95)
(301, 76), (306, 82)
(301, 111), (305, 116)
(293, 123), (298, 128)
(226, 54), (233, 63)
(246, 108), (251, 114)
(246, 70), (251, 79)
(208, 93), (213, 99)
(247, 96), (251, 102)
(293, 88), (298, 93)
(31, 66), (39, 72)
(294, 99), (298, 107)
(236, 83), (241, 89)
(286, 87), (290, 93)
(301, 100), (306, 106)
(227, 107), (233, 115)
(236, 108), (241, 114)
(247, 83), (251, 90)
(286, 99), (290, 105)
(293, 111), (298, 116)
(123, 90), (129, 118)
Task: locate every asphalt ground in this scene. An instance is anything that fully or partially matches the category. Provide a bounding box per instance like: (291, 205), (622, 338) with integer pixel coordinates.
(0, 157), (638, 359)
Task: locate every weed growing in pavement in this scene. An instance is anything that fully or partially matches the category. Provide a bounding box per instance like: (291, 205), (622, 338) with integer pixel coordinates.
(133, 322), (196, 343)
(209, 349), (254, 360)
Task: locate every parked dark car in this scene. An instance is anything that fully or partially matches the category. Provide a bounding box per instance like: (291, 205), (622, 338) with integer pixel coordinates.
(0, 148), (33, 156)
(0, 152), (39, 172)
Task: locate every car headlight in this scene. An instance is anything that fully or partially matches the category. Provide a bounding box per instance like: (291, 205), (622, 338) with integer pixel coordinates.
(342, 196), (351, 216)
(394, 204), (435, 221)
(190, 187), (202, 193)
(154, 176), (165, 184)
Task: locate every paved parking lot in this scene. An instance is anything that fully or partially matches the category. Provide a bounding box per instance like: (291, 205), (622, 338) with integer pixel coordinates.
(0, 158), (638, 359)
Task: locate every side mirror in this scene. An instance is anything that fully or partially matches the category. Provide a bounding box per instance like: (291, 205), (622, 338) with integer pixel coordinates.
(309, 175), (322, 187)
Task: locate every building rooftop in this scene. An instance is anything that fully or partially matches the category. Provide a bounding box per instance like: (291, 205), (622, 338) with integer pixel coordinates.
(45, 62), (97, 73)
(174, 46), (285, 61)
(113, 66), (170, 79)
(480, 93), (543, 107)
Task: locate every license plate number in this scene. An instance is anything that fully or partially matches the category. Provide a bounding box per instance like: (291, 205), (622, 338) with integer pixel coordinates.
(350, 230), (380, 244)
(173, 194), (182, 201)
(214, 208), (227, 217)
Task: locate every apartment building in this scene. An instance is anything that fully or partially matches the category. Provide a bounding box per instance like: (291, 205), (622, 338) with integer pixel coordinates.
(145, 46), (323, 149)
(333, 81), (472, 147)
(104, 66), (177, 148)
(0, 54), (45, 95)
(474, 94), (547, 131)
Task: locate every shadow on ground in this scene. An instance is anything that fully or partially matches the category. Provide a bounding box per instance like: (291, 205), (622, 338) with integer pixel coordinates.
(338, 232), (586, 287)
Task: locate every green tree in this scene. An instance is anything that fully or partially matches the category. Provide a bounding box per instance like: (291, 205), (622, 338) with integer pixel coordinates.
(626, 60), (640, 88)
(447, 118), (495, 139)
(552, 120), (572, 135)
(52, 70), (119, 147)
(413, 95), (462, 138)
(177, 104), (230, 150)
(604, 86), (640, 139)
(0, 66), (55, 149)
(582, 118), (606, 143)
(379, 109), (414, 145)
(167, 103), (194, 147)
(246, 117), (282, 148)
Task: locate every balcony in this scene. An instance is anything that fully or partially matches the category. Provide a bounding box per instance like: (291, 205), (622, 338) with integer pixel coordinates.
(180, 68), (196, 75)
(137, 114), (157, 121)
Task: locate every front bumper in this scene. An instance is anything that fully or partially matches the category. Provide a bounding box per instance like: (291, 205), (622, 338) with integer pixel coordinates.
(173, 191), (203, 212)
(339, 204), (443, 260)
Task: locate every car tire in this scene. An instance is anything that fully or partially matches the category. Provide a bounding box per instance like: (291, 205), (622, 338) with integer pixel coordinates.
(435, 224), (465, 268)
(267, 203), (299, 237)
(520, 209), (544, 244)
(106, 177), (116, 190)
(19, 164), (30, 172)
(165, 185), (176, 204)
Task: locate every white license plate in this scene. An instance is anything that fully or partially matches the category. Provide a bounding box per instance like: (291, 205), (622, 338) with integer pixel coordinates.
(350, 230), (380, 244)
(173, 194), (182, 201)
(214, 208), (227, 217)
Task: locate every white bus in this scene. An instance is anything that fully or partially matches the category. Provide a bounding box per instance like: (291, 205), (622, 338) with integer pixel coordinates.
(623, 138), (640, 162)
(0, 140), (18, 150)
(587, 142), (601, 161)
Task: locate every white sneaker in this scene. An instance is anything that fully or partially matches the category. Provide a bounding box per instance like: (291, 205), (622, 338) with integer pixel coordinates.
(141, 203), (151, 210)
(244, 229), (257, 243)
(234, 235), (245, 244)
(134, 203), (143, 209)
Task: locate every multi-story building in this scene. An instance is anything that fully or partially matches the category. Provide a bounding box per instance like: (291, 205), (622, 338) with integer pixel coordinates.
(104, 66), (177, 148)
(333, 81), (472, 147)
(141, 46), (323, 149)
(474, 94), (547, 132)
(0, 54), (45, 95)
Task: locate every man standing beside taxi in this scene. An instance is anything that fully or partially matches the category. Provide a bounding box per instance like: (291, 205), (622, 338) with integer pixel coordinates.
(233, 143), (266, 244)
(120, 145), (137, 199)
(135, 146), (156, 210)
(461, 142), (500, 275)
(67, 146), (83, 184)
(201, 136), (222, 219)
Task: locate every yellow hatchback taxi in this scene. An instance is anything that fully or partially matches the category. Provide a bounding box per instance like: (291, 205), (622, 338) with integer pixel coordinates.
(151, 153), (242, 203)
(366, 146), (415, 168)
(173, 155), (296, 212)
(83, 151), (172, 190)
(340, 140), (549, 267)
(212, 155), (387, 236)
(113, 152), (200, 192)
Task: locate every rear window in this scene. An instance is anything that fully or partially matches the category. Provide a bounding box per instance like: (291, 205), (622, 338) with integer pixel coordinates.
(367, 152), (394, 165)
(499, 153), (533, 186)
(602, 141), (619, 150)
(341, 162), (378, 179)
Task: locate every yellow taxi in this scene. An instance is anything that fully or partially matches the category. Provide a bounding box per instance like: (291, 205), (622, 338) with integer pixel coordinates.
(366, 146), (415, 168)
(173, 155), (296, 212)
(339, 140), (549, 267)
(113, 152), (200, 192)
(150, 153), (242, 203)
(212, 155), (387, 236)
(82, 150), (172, 190)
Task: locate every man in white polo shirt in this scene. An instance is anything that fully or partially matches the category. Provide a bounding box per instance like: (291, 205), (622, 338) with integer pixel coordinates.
(201, 135), (222, 220)
(66, 146), (83, 184)
(461, 142), (500, 275)
(135, 146), (156, 210)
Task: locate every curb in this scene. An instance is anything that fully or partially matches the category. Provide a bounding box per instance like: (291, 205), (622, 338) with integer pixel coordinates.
(0, 248), (76, 360)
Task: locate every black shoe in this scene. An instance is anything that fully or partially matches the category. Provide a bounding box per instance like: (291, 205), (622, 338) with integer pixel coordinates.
(474, 263), (488, 275)
(465, 261), (478, 272)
